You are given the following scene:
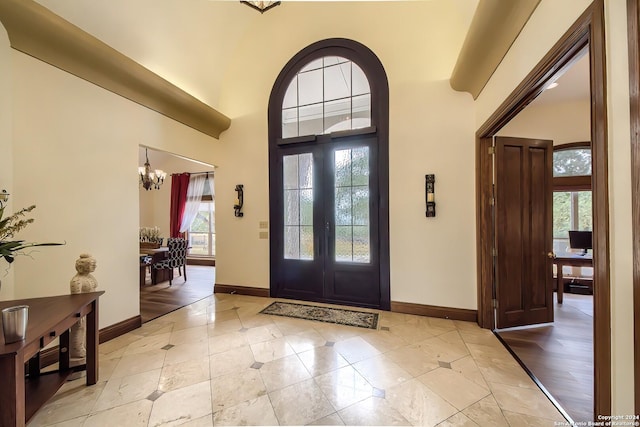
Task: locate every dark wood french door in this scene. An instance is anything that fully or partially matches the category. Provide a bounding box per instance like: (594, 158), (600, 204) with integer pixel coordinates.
(494, 136), (554, 328)
(271, 132), (382, 308)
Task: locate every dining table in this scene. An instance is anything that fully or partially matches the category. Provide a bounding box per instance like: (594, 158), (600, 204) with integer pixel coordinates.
(139, 246), (170, 285)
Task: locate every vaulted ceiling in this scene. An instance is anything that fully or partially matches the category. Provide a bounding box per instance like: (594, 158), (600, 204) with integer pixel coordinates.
(2, 0), (587, 137)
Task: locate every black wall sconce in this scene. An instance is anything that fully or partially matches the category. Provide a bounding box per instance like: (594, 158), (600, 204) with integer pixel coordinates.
(234, 184), (244, 217)
(425, 174), (436, 217)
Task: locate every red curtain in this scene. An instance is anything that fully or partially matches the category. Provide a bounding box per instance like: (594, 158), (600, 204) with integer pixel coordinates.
(170, 173), (190, 238)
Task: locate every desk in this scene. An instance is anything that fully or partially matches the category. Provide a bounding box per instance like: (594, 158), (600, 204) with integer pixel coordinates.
(0, 291), (104, 426)
(554, 253), (593, 304)
(140, 247), (170, 285)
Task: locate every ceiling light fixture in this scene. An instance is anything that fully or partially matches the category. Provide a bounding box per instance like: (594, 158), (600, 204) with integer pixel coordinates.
(138, 148), (167, 191)
(545, 82), (559, 90)
(240, 1), (281, 13)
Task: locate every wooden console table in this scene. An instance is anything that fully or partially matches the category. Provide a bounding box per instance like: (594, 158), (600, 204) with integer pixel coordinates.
(0, 291), (104, 426)
(554, 253), (593, 304)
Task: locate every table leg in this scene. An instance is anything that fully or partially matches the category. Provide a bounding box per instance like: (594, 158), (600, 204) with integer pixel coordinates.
(86, 299), (99, 385)
(0, 352), (25, 427)
(28, 353), (40, 378)
(59, 329), (70, 372)
(557, 262), (564, 304)
(140, 264), (146, 287)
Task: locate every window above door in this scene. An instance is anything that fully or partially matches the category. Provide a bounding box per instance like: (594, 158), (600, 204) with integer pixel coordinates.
(282, 56), (371, 138)
(553, 142), (592, 191)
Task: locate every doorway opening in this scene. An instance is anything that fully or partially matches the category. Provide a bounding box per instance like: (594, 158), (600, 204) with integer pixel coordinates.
(475, 0), (610, 421)
(138, 146), (216, 322)
(491, 49), (594, 422)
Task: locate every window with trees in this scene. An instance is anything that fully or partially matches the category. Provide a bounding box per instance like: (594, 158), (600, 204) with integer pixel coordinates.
(187, 186), (215, 257)
(552, 142), (592, 277)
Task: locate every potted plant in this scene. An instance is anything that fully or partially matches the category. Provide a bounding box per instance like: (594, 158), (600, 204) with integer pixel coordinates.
(0, 204), (63, 341)
(0, 205), (63, 265)
(139, 226), (162, 249)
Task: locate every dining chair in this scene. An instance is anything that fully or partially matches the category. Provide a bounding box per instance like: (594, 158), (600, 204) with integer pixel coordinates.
(152, 238), (188, 286)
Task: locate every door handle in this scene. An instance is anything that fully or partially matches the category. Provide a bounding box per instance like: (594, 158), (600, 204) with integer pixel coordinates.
(547, 252), (556, 259)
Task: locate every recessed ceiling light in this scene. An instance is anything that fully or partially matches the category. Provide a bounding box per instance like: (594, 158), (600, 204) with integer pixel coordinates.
(545, 82), (559, 90)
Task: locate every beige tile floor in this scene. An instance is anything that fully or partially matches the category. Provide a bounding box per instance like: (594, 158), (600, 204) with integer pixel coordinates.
(28, 294), (566, 426)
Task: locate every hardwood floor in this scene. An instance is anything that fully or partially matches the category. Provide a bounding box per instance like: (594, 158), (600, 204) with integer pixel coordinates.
(140, 265), (215, 323)
(496, 293), (593, 423)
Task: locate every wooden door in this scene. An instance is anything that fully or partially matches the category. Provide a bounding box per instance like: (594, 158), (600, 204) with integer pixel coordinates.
(495, 136), (554, 328)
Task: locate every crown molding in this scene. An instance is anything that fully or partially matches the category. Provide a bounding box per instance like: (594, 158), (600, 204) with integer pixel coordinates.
(450, 0), (541, 99)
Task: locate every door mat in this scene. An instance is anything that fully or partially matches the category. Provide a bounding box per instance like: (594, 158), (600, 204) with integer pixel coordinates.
(259, 301), (379, 329)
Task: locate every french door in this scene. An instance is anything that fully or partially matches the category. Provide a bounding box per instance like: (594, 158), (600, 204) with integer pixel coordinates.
(271, 132), (382, 308)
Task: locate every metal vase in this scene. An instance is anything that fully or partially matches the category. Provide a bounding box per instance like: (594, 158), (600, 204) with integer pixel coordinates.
(2, 305), (29, 343)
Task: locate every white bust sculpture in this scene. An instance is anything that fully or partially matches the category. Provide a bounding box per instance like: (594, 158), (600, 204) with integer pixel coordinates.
(70, 253), (98, 294)
(69, 253), (98, 360)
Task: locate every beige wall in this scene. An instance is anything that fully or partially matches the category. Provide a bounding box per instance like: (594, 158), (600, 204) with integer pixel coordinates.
(7, 49), (218, 327)
(215, 1), (478, 309)
(0, 26), (14, 300)
(3, 0), (480, 318)
(477, 0), (634, 415)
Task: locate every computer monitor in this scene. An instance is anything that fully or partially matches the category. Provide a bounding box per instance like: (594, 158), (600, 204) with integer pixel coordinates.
(568, 230), (592, 255)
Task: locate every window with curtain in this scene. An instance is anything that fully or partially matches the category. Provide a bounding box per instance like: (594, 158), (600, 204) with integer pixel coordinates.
(179, 174), (207, 233)
(179, 174), (215, 257)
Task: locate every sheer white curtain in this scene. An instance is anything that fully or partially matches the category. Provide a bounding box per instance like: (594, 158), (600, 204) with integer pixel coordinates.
(207, 174), (215, 202)
(179, 174), (207, 233)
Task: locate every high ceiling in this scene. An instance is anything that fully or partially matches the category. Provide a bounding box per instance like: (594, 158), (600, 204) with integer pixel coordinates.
(35, 0), (264, 108)
(33, 0), (480, 112)
(30, 0), (587, 114)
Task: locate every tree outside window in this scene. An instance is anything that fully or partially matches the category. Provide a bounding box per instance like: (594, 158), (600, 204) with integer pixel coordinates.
(188, 201), (215, 257)
(553, 191), (592, 249)
(552, 143), (592, 277)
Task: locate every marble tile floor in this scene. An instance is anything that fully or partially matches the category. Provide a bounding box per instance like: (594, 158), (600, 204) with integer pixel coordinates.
(28, 294), (566, 426)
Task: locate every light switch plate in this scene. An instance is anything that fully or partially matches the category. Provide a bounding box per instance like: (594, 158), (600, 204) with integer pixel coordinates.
(259, 221), (269, 229)
(259, 231), (269, 239)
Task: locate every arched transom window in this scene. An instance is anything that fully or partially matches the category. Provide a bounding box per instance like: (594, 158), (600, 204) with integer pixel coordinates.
(282, 56), (371, 138)
(553, 146), (592, 177)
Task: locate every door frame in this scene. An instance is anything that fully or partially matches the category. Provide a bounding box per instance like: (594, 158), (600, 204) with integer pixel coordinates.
(626, 0), (640, 414)
(475, 0), (611, 418)
(267, 38), (391, 310)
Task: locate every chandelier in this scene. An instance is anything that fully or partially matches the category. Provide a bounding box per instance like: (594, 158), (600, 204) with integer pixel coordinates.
(138, 148), (167, 191)
(240, 1), (281, 13)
